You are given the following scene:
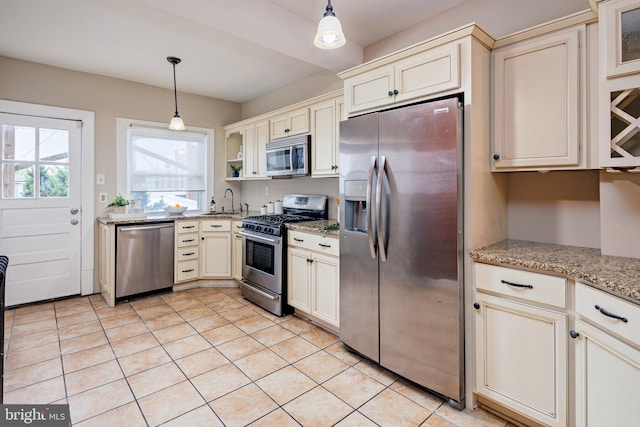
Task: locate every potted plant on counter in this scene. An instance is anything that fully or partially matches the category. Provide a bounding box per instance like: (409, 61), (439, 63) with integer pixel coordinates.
(107, 194), (129, 213)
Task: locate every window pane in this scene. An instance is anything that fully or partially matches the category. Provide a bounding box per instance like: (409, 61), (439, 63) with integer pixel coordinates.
(39, 128), (69, 163)
(128, 128), (206, 192)
(3, 125), (35, 161)
(131, 190), (201, 213)
(39, 165), (69, 198)
(2, 163), (35, 198)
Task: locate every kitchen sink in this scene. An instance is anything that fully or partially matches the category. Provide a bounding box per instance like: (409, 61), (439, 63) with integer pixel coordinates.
(201, 211), (239, 216)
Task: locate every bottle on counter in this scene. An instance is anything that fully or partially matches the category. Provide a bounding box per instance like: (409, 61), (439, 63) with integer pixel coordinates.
(209, 197), (216, 213)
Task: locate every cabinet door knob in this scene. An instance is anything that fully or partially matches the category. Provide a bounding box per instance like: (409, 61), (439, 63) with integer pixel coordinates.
(393, 89), (399, 95)
(473, 302), (480, 310)
(569, 330), (579, 339)
(493, 154), (500, 160)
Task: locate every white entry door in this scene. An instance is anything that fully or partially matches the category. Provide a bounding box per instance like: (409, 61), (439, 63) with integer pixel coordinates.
(1, 112), (82, 306)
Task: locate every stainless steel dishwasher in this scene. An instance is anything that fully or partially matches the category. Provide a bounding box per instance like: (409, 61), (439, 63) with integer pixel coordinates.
(116, 222), (174, 299)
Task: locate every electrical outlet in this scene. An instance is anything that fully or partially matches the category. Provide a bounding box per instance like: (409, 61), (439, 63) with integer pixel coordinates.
(96, 174), (105, 185)
(99, 193), (108, 203)
(265, 186), (269, 196)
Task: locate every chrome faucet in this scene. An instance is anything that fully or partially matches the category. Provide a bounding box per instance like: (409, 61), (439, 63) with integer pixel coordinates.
(224, 188), (234, 213)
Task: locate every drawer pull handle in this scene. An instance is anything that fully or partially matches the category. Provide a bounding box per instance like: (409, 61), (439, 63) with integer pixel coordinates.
(318, 243), (331, 248)
(183, 252), (195, 256)
(294, 237), (304, 242)
(594, 305), (628, 323)
(183, 239), (195, 243)
(501, 279), (533, 289)
(209, 225), (223, 228)
(183, 225), (195, 229)
(182, 268), (195, 273)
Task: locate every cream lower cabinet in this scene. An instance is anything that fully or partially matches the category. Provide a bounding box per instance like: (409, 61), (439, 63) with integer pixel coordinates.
(572, 282), (640, 427)
(98, 222), (115, 307)
(232, 220), (243, 281)
(287, 230), (339, 329)
(175, 220), (200, 283)
(474, 263), (567, 427)
(200, 220), (232, 278)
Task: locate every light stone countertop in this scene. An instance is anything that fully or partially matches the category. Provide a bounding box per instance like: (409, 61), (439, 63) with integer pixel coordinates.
(470, 239), (640, 306)
(287, 220), (340, 237)
(97, 211), (248, 225)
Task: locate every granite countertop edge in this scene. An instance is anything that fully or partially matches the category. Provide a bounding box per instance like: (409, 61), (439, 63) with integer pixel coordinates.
(470, 239), (640, 306)
(287, 220), (340, 237)
(97, 212), (248, 225)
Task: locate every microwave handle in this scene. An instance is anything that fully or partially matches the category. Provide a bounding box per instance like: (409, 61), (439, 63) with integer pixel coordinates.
(289, 146), (294, 171)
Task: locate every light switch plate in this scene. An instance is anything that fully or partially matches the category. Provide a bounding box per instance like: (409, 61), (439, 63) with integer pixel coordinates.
(99, 193), (108, 203)
(96, 174), (105, 185)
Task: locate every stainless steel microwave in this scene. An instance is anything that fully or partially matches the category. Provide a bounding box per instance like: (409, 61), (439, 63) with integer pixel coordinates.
(266, 134), (310, 177)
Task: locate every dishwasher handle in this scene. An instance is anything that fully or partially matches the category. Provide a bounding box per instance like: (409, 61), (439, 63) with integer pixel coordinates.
(118, 223), (175, 232)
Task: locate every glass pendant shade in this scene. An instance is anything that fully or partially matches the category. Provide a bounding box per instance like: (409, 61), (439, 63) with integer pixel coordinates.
(167, 56), (185, 130)
(314, 2), (345, 49)
(169, 115), (185, 131)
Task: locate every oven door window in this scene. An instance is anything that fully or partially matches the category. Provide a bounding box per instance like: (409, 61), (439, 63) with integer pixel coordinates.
(245, 238), (275, 275)
(266, 148), (291, 173)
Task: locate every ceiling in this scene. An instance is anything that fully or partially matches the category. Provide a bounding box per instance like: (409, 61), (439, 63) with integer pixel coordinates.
(0, 0), (591, 104)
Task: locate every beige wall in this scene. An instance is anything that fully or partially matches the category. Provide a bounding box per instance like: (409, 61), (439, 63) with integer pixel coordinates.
(600, 171), (640, 258)
(506, 171), (601, 248)
(0, 56), (241, 213)
(0, 56), (242, 290)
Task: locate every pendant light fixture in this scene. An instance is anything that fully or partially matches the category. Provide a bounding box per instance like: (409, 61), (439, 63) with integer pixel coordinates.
(314, 0), (346, 49)
(167, 56), (185, 131)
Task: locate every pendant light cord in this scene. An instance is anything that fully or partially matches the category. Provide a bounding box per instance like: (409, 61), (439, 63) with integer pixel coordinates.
(172, 62), (179, 117)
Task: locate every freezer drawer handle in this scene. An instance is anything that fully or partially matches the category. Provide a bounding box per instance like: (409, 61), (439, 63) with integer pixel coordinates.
(318, 243), (331, 248)
(500, 279), (533, 289)
(594, 305), (628, 323)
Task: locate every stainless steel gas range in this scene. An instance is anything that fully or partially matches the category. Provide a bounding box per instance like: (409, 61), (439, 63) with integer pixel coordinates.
(239, 194), (328, 316)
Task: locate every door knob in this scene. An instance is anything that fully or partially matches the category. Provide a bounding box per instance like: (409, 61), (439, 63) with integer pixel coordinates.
(70, 208), (79, 214)
(70, 219), (79, 225)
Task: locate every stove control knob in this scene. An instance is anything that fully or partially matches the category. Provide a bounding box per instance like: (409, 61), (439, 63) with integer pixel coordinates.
(256, 226), (262, 232)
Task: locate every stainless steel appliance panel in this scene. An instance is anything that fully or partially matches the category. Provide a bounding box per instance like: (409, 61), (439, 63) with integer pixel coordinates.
(116, 222), (175, 299)
(241, 232), (282, 294)
(377, 99), (464, 401)
(339, 112), (380, 363)
(339, 96), (464, 406)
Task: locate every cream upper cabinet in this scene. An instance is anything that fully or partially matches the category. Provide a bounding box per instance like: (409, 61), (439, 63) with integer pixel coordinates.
(598, 0), (640, 169)
(474, 263), (568, 427)
(270, 107), (309, 139)
(311, 96), (342, 177)
(492, 25), (586, 170)
(343, 42), (460, 116)
(243, 120), (269, 179)
(287, 230), (340, 329)
(200, 220), (232, 279)
(572, 282), (640, 426)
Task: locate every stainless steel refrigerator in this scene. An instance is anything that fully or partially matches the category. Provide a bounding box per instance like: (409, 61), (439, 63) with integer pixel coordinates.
(339, 96), (464, 407)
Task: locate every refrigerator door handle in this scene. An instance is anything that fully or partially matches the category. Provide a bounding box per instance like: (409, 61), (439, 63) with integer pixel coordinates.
(367, 155), (378, 259)
(376, 155), (388, 262)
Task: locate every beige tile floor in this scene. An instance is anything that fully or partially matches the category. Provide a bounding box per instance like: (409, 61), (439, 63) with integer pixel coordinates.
(3, 284), (514, 426)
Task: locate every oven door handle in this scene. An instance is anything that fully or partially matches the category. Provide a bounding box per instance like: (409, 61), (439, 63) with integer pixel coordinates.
(239, 232), (281, 245)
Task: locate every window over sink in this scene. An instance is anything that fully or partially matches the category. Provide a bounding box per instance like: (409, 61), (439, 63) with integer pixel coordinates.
(116, 119), (213, 212)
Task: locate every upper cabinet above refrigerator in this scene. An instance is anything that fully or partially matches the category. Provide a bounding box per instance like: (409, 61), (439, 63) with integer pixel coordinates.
(491, 17), (599, 172)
